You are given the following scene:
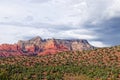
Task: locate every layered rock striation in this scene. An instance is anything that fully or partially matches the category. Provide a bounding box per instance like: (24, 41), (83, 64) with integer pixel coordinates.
(0, 36), (94, 57)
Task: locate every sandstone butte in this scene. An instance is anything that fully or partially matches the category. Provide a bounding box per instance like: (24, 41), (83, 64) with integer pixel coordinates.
(0, 36), (94, 57)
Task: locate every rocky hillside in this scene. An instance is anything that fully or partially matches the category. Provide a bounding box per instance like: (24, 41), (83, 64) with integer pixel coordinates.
(0, 36), (94, 57)
(0, 45), (120, 80)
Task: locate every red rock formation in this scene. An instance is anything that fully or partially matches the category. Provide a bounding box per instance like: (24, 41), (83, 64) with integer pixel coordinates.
(0, 44), (20, 51)
(25, 45), (35, 52)
(38, 49), (58, 56)
(0, 36), (94, 57)
(44, 39), (58, 49)
(0, 44), (22, 57)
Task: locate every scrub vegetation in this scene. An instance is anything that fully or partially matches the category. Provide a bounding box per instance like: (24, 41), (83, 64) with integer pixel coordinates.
(0, 46), (120, 80)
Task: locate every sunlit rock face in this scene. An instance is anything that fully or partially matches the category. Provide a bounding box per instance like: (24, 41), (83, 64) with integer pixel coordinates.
(0, 44), (22, 57)
(0, 36), (94, 57)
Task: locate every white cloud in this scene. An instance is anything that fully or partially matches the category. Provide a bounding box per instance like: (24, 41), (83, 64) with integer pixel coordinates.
(104, 0), (120, 19)
(0, 24), (97, 44)
(0, 25), (53, 44)
(89, 41), (110, 47)
(0, 0), (120, 47)
(56, 29), (97, 39)
(0, 0), (118, 26)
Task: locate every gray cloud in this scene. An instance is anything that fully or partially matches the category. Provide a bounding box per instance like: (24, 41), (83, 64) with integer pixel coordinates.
(0, 0), (120, 47)
(85, 17), (120, 46)
(96, 17), (120, 46)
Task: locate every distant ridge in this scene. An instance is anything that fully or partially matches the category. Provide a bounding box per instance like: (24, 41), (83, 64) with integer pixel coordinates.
(0, 36), (94, 57)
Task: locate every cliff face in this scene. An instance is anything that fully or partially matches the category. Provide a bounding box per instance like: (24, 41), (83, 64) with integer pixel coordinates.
(0, 36), (94, 57)
(0, 44), (22, 57)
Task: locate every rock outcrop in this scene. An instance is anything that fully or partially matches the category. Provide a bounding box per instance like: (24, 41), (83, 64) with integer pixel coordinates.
(0, 44), (22, 57)
(0, 36), (94, 57)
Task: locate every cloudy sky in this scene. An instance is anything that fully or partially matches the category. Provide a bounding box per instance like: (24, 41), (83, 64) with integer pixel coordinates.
(0, 0), (120, 47)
